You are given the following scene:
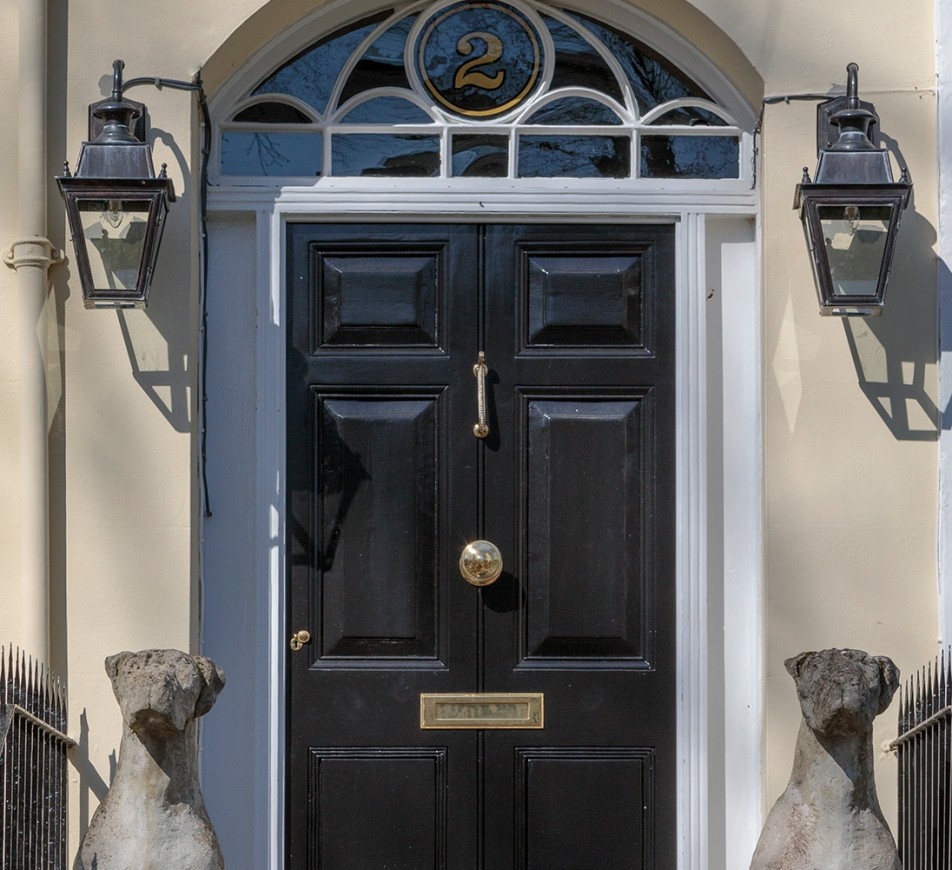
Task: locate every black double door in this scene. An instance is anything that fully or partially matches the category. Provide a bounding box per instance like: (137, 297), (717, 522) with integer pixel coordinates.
(287, 222), (676, 869)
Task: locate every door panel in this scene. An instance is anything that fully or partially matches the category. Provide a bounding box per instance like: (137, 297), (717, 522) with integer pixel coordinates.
(514, 747), (655, 869)
(288, 222), (675, 869)
(315, 391), (440, 659)
(522, 393), (649, 661)
(310, 748), (448, 869)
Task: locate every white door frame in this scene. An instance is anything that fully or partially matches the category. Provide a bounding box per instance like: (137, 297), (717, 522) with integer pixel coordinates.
(199, 186), (762, 870)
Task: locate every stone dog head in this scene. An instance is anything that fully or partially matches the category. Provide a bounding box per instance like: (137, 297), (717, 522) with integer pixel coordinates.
(106, 649), (226, 737)
(785, 648), (900, 737)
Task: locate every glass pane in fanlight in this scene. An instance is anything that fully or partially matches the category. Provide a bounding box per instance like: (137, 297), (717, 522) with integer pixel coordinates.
(542, 15), (624, 103)
(640, 135), (739, 178)
(221, 131), (323, 176)
(818, 205), (891, 297)
(253, 13), (389, 115)
(524, 97), (622, 126)
(568, 12), (708, 114)
(339, 15), (418, 105)
(78, 200), (150, 291)
(452, 135), (508, 177)
(339, 96), (432, 124)
(332, 134), (440, 176)
(518, 135), (630, 178)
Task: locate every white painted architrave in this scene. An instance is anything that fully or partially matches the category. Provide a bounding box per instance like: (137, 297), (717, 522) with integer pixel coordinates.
(200, 2), (763, 867)
(201, 192), (762, 870)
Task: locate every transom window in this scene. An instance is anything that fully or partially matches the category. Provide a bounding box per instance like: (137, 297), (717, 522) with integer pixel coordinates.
(218, 0), (747, 181)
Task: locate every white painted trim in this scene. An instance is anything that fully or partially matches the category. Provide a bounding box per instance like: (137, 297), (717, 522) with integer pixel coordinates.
(713, 216), (763, 866)
(263, 205), (287, 870)
(208, 184), (757, 210)
(676, 211), (708, 869)
(937, 0), (952, 645)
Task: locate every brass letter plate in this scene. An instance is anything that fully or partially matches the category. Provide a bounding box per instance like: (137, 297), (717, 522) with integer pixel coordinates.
(420, 693), (544, 729)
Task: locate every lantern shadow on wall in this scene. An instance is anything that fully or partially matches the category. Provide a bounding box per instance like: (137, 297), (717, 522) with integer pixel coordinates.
(840, 223), (940, 443)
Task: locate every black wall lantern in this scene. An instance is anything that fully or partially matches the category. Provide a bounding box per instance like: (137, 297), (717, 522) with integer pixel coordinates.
(57, 60), (176, 308)
(795, 63), (912, 316)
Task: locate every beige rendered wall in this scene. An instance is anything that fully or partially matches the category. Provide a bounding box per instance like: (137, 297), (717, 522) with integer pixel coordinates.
(0, 1), (21, 629)
(692, 0), (939, 829)
(0, 0), (939, 862)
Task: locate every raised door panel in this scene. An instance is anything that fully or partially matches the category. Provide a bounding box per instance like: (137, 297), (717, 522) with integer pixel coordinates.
(522, 392), (652, 664)
(316, 245), (444, 349)
(514, 748), (656, 869)
(309, 748), (448, 869)
(315, 391), (441, 661)
(523, 245), (649, 348)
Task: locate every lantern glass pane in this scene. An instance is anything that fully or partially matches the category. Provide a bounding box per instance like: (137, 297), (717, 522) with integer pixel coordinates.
(78, 199), (150, 291)
(818, 204), (892, 297)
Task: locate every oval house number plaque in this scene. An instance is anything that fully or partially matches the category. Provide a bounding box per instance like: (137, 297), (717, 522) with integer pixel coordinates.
(411, 0), (546, 118)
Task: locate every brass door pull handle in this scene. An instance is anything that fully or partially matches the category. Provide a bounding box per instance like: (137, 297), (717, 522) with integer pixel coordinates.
(473, 352), (489, 439)
(290, 629), (311, 651)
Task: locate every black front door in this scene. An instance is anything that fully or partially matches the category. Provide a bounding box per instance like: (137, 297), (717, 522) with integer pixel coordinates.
(287, 222), (676, 869)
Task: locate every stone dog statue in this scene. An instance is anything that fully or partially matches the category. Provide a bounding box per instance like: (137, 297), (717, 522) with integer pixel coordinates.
(75, 649), (226, 870)
(750, 648), (901, 870)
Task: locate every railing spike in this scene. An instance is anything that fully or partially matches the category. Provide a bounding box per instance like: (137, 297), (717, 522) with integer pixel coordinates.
(0, 646), (70, 867)
(17, 651), (25, 708)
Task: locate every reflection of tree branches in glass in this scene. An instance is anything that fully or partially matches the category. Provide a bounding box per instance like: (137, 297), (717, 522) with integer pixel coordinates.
(253, 14), (388, 114)
(520, 136), (629, 178)
(543, 16), (625, 102)
(221, 132), (323, 177)
(526, 97), (622, 126)
(340, 96), (432, 125)
(333, 134), (440, 177)
(245, 133), (291, 174)
(641, 136), (739, 179)
(340, 16), (419, 104)
(569, 13), (707, 114)
(567, 12), (715, 176)
(452, 135), (508, 177)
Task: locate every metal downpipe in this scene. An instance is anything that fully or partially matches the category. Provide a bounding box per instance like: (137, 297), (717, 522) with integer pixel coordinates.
(3, 0), (63, 661)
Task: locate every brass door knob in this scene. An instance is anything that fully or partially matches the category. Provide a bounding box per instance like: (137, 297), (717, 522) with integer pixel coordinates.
(290, 629), (311, 651)
(460, 540), (503, 586)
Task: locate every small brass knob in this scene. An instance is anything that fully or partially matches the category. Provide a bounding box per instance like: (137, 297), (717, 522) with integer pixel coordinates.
(290, 629), (311, 651)
(460, 540), (503, 587)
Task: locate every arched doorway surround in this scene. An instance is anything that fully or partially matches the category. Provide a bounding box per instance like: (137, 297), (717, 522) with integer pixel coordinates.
(200, 1), (763, 867)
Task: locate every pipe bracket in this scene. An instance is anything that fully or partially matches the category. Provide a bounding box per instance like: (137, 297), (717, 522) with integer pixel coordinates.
(3, 238), (65, 272)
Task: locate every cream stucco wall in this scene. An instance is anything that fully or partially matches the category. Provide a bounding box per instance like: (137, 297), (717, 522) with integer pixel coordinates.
(0, 0), (940, 865)
(762, 92), (939, 826)
(0, 0), (21, 624)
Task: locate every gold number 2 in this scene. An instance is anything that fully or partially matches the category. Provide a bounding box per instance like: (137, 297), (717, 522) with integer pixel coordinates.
(454, 32), (505, 90)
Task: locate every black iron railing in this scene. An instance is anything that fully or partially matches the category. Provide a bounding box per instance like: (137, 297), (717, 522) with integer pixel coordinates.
(894, 649), (952, 868)
(0, 647), (73, 869)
